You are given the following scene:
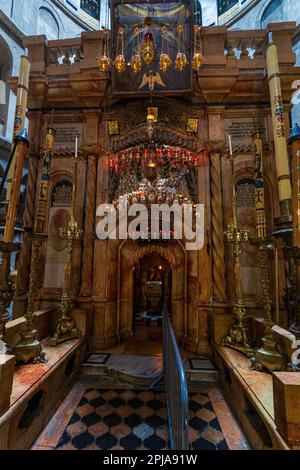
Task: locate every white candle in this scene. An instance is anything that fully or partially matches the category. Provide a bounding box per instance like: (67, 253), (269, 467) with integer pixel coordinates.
(75, 136), (78, 157)
(228, 134), (233, 155)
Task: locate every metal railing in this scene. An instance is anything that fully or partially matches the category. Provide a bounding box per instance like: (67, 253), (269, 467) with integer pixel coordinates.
(163, 305), (189, 450)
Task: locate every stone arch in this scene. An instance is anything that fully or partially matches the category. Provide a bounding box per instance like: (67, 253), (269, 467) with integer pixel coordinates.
(128, 244), (181, 269)
(38, 6), (60, 40)
(261, 0), (284, 29)
(256, 0), (299, 29)
(117, 239), (187, 344)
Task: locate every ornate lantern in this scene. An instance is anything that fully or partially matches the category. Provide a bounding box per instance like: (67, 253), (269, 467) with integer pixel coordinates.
(175, 25), (187, 71)
(159, 26), (171, 72)
(192, 26), (203, 71)
(114, 26), (126, 73)
(130, 26), (142, 73)
(142, 32), (155, 65)
(97, 28), (111, 72)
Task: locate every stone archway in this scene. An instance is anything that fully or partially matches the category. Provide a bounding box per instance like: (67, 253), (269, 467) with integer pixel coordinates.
(117, 239), (187, 345)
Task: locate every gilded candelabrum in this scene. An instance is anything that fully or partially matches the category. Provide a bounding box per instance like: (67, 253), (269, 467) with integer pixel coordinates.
(50, 152), (82, 346)
(0, 241), (21, 343)
(222, 151), (252, 354)
(250, 237), (286, 371)
(248, 130), (286, 371)
(12, 233), (47, 363)
(286, 247), (300, 341)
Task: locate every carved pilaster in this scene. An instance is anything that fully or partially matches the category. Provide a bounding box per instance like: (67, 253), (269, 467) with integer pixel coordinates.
(209, 146), (227, 302)
(15, 154), (39, 298)
(14, 112), (42, 317)
(80, 147), (99, 296)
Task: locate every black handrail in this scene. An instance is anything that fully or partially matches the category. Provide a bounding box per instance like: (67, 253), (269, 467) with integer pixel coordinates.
(163, 304), (189, 450)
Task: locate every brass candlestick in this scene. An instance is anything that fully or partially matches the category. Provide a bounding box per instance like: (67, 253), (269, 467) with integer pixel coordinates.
(250, 130), (285, 371)
(0, 242), (21, 342)
(222, 150), (251, 354)
(50, 150), (82, 346)
(12, 233), (47, 363)
(286, 247), (300, 341)
(250, 238), (286, 371)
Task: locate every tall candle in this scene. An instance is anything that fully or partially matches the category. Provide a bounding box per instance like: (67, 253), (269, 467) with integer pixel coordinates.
(75, 136), (78, 158)
(228, 134), (233, 155)
(266, 31), (292, 219)
(35, 127), (56, 233)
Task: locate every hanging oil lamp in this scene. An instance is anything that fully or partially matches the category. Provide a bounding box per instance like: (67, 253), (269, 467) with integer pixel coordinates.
(130, 26), (142, 73)
(175, 25), (187, 71)
(192, 25), (203, 71)
(97, 28), (111, 72)
(114, 26), (126, 73)
(159, 26), (171, 72)
(142, 16), (155, 65)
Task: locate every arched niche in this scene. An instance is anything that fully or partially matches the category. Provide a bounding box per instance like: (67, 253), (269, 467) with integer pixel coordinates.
(38, 6), (60, 40)
(43, 179), (72, 289)
(260, 0), (288, 28)
(117, 239), (187, 344)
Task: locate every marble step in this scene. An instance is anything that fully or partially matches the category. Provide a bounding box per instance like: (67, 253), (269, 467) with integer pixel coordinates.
(185, 357), (219, 385)
(81, 353), (219, 387)
(81, 353), (163, 386)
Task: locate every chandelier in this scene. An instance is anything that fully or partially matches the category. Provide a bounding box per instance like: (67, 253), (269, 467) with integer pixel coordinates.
(112, 171), (193, 207)
(97, 10), (203, 75)
(108, 144), (201, 174)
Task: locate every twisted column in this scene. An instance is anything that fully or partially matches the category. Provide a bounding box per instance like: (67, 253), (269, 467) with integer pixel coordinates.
(210, 151), (227, 301)
(80, 152), (98, 296)
(16, 154), (39, 296)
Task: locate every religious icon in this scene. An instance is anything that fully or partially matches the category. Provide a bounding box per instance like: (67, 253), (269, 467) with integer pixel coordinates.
(147, 107), (158, 123)
(186, 118), (198, 134)
(108, 120), (119, 136)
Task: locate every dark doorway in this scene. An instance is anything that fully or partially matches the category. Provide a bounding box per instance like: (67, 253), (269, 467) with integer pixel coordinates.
(133, 254), (171, 341)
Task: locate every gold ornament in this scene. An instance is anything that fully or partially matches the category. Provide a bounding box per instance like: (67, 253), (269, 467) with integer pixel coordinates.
(98, 54), (111, 72)
(130, 53), (142, 73)
(142, 32), (155, 65)
(97, 28), (111, 72)
(192, 52), (203, 71)
(114, 54), (126, 73)
(175, 52), (187, 71)
(159, 53), (171, 72)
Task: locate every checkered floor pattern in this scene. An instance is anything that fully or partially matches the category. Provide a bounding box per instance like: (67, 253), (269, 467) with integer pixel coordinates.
(56, 389), (228, 450)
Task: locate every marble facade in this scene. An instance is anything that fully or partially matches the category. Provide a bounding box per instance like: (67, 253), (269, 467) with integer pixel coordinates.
(5, 22), (298, 357)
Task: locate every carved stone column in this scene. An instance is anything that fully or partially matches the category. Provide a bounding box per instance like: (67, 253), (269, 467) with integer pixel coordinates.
(209, 144), (227, 302)
(80, 147), (99, 296)
(14, 112), (42, 317)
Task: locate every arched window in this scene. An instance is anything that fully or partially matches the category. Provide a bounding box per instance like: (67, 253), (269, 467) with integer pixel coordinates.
(38, 7), (59, 40)
(193, 0), (202, 26)
(261, 0), (285, 29)
(0, 36), (13, 138)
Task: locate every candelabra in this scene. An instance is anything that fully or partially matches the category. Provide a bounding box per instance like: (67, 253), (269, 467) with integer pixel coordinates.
(285, 247), (300, 339)
(250, 237), (286, 371)
(0, 242), (21, 342)
(248, 130), (285, 371)
(222, 149), (251, 354)
(13, 234), (47, 363)
(50, 150), (82, 346)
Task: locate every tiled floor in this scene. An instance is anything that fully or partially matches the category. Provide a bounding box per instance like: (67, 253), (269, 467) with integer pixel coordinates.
(32, 376), (250, 450)
(55, 389), (228, 450)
